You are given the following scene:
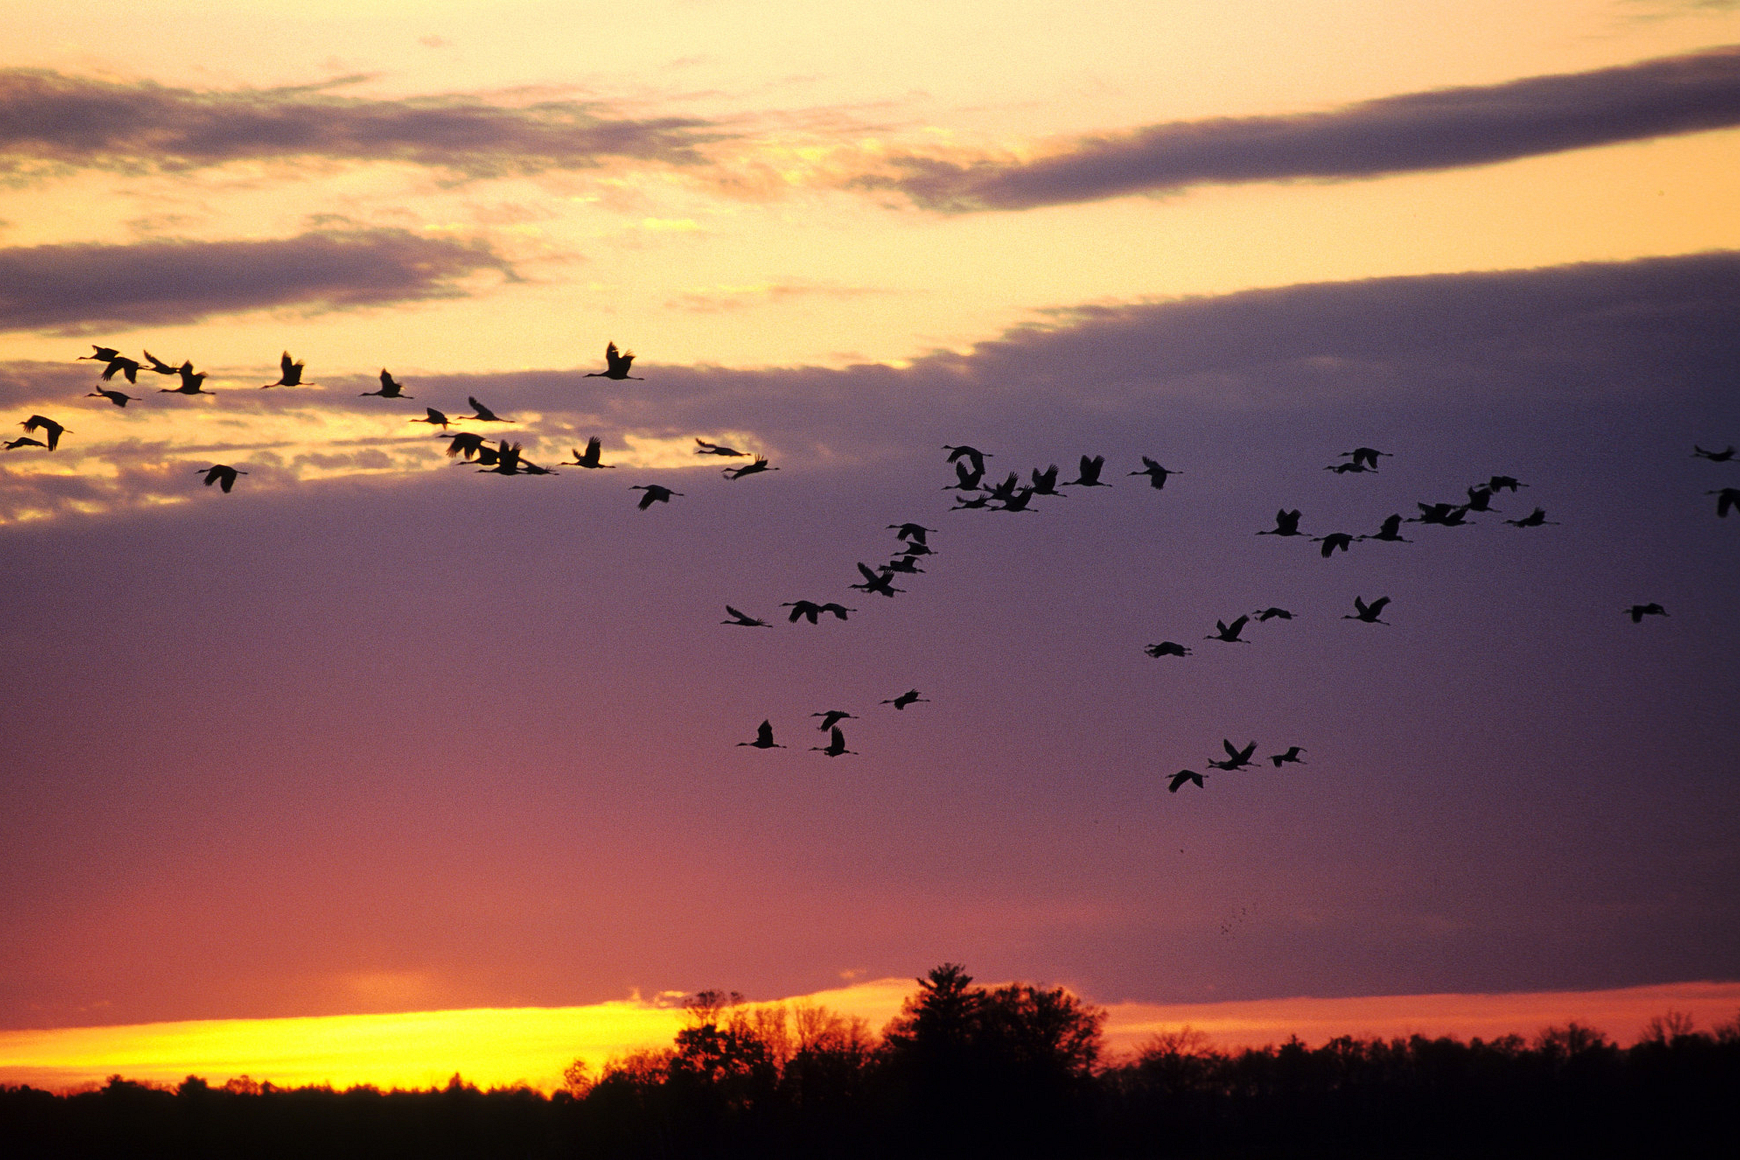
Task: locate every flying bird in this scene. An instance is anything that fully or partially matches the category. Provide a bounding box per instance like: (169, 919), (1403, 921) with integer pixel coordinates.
(2, 437), (46, 450)
(1145, 641), (1192, 657)
(1359, 514), (1410, 543)
(882, 689), (929, 710)
(159, 362), (210, 394)
(944, 459), (985, 492)
(723, 455), (777, 480)
(1269, 747), (1307, 767)
(851, 563), (904, 597)
(460, 396), (506, 422)
(1504, 507), (1558, 527)
(1324, 461), (1373, 475)
(695, 439), (746, 457)
(1257, 509), (1304, 537)
(1338, 447), (1391, 470)
(812, 726), (856, 757)
(86, 386), (135, 407)
(812, 710), (857, 731)
(1167, 770), (1205, 793)
(992, 486), (1038, 513)
(737, 720), (785, 749)
(1130, 457), (1180, 489)
(1252, 607), (1293, 622)
(1206, 615), (1251, 643)
(631, 484), (682, 510)
(141, 351), (180, 376)
(1464, 486), (1500, 513)
(442, 432), (489, 460)
(79, 346), (121, 362)
(1692, 445), (1736, 462)
(888, 523), (936, 544)
(262, 351), (306, 388)
(20, 416), (67, 451)
(1029, 464), (1065, 496)
(197, 464), (247, 492)
(585, 341), (642, 379)
(943, 444), (991, 476)
(362, 370), (411, 399)
(1709, 488), (1740, 518)
(1486, 475), (1527, 492)
(1625, 603), (1668, 623)
(1410, 502), (1471, 526)
(411, 408), (452, 429)
(1208, 739), (1258, 771)
(782, 601), (854, 624)
(561, 437), (615, 469)
(1313, 532), (1354, 557)
(101, 355), (143, 384)
(885, 556), (925, 574)
(1344, 595), (1391, 624)
(1063, 454), (1109, 487)
(723, 605), (772, 627)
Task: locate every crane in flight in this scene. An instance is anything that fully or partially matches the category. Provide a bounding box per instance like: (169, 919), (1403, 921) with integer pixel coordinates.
(142, 351), (180, 377)
(198, 464), (247, 492)
(737, 720), (785, 749)
(561, 437), (615, 469)
(722, 605), (772, 627)
(943, 445), (991, 477)
(1167, 770), (1205, 793)
(1257, 509), (1304, 537)
(1313, 532), (1354, 557)
(585, 342), (642, 379)
(1130, 458), (1180, 489)
(411, 408), (452, 429)
(723, 456), (777, 480)
(812, 726), (857, 757)
(1145, 641), (1192, 657)
(1252, 607), (1293, 622)
(782, 601), (854, 624)
(261, 351), (307, 388)
(1359, 514), (1410, 543)
(1337, 447), (1391, 470)
(100, 354), (144, 384)
(361, 370), (411, 398)
(86, 385), (136, 407)
(694, 439), (745, 457)
(882, 689), (929, 710)
(1692, 445), (1736, 462)
(1344, 595), (1391, 624)
(1269, 747), (1307, 767)
(889, 523), (936, 544)
(1504, 508), (1558, 528)
(1063, 454), (1110, 487)
(1709, 487), (1740, 518)
(1208, 740), (1258, 771)
(1625, 603), (1668, 622)
(851, 563), (904, 597)
(460, 396), (507, 422)
(1206, 615), (1250, 643)
(19, 416), (67, 451)
(160, 361), (211, 394)
(631, 484), (682, 510)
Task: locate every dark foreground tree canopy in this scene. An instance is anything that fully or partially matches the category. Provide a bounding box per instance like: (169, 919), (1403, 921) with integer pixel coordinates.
(3, 966), (1737, 1159)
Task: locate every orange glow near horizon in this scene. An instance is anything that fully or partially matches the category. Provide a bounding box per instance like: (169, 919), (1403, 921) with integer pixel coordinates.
(3, 980), (1735, 1095)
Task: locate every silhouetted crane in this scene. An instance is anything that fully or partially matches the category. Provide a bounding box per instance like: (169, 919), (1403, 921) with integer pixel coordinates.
(782, 601), (854, 624)
(1338, 447), (1390, 470)
(1325, 461), (1372, 475)
(950, 493), (993, 510)
(945, 459), (985, 491)
(1206, 616), (1250, 643)
(984, 472), (1021, 503)
(1504, 507), (1558, 527)
(885, 556), (924, 574)
(1167, 769), (1205, 793)
(898, 540), (936, 558)
(262, 351), (306, 388)
(738, 720), (784, 749)
(362, 370), (411, 398)
(631, 484), (682, 509)
(585, 342), (641, 379)
(1029, 464), (1064, 496)
(100, 355), (143, 384)
(411, 408), (451, 429)
(695, 439), (745, 457)
(724, 455), (777, 480)
(1064, 454), (1109, 486)
(1145, 641), (1192, 657)
(560, 437), (615, 469)
(882, 689), (929, 710)
(1252, 607), (1293, 622)
(1487, 475), (1526, 492)
(1359, 513), (1410, 542)
(1208, 740), (1257, 771)
(160, 361), (210, 394)
(442, 432), (489, 460)
(1130, 457), (1179, 489)
(3, 436), (46, 450)
(1709, 488), (1740, 517)
(993, 486), (1038, 513)
(889, 523), (935, 544)
(1410, 502), (1471, 526)
(943, 445), (991, 476)
(1344, 595), (1391, 624)
(852, 563), (904, 596)
(1625, 603), (1668, 622)
(1257, 509), (1304, 536)
(79, 346), (121, 362)
(723, 605), (771, 627)
(1464, 486), (1500, 513)
(142, 351), (180, 376)
(812, 726), (856, 756)
(20, 416), (67, 451)
(1693, 445), (1736, 462)
(1313, 532), (1354, 557)
(86, 386), (135, 407)
(198, 464), (247, 492)
(460, 396), (506, 422)
(1269, 746), (1307, 767)
(813, 710), (857, 731)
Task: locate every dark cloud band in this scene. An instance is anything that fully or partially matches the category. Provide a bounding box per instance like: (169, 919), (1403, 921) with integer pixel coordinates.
(872, 47), (1740, 211)
(0, 72), (722, 176)
(0, 229), (512, 332)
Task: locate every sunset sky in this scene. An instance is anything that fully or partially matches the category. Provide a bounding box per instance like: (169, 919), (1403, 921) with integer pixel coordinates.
(2, 0), (1738, 1088)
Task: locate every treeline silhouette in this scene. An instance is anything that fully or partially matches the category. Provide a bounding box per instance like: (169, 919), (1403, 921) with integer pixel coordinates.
(4, 965), (1737, 1159)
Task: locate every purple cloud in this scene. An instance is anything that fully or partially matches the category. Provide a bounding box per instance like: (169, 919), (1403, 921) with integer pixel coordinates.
(868, 47), (1740, 210)
(0, 229), (513, 333)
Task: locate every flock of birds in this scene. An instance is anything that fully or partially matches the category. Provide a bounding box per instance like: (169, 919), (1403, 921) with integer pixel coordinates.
(9, 342), (1737, 790)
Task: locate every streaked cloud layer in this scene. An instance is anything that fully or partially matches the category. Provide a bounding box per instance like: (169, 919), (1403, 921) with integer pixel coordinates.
(866, 47), (1740, 210)
(0, 230), (512, 332)
(0, 72), (722, 178)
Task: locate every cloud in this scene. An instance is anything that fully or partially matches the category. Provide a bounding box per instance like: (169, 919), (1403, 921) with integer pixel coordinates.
(0, 229), (513, 333)
(0, 72), (724, 178)
(860, 47), (1740, 211)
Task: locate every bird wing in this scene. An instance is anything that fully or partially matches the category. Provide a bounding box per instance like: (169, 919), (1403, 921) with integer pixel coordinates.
(1227, 615), (1248, 635)
(1368, 597), (1391, 615)
(757, 721), (775, 745)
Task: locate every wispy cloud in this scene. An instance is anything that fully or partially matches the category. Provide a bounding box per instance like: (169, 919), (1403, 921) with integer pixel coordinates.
(0, 72), (725, 179)
(0, 229), (513, 333)
(856, 47), (1740, 211)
